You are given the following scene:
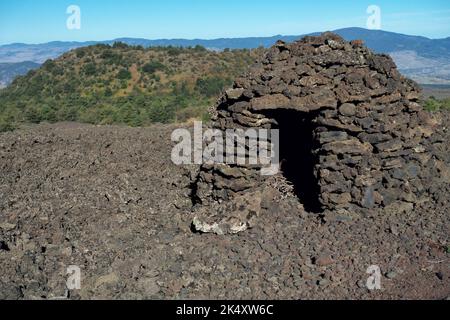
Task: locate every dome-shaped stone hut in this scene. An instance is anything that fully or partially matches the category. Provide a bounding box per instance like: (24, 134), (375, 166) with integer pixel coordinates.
(191, 32), (439, 234)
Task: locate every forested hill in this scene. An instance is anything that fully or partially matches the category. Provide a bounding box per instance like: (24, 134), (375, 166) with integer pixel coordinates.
(0, 43), (261, 131)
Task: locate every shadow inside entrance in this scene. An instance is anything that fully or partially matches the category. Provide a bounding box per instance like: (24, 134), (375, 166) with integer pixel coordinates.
(263, 109), (323, 213)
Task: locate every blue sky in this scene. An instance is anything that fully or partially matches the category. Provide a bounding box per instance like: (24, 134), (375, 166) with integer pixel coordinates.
(0, 0), (449, 44)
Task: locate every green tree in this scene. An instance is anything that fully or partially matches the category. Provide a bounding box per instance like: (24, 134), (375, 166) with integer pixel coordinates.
(113, 42), (129, 49)
(104, 87), (113, 97)
(83, 63), (97, 76)
(76, 48), (86, 58)
(0, 114), (15, 132)
(142, 61), (166, 74)
(195, 77), (230, 97)
(25, 106), (43, 124)
(117, 68), (132, 80)
(194, 45), (207, 52)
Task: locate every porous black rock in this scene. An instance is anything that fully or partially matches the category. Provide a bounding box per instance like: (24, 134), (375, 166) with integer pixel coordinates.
(192, 32), (443, 232)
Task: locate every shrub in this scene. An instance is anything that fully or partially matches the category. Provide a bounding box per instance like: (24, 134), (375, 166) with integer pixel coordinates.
(43, 60), (56, 72)
(166, 46), (183, 56)
(76, 49), (86, 58)
(195, 76), (230, 97)
(142, 61), (166, 74)
(101, 50), (123, 65)
(117, 68), (132, 80)
(41, 105), (57, 123)
(424, 97), (450, 111)
(100, 50), (115, 59)
(193, 45), (207, 52)
(25, 106), (43, 124)
(112, 42), (129, 49)
(104, 87), (113, 97)
(148, 101), (176, 124)
(0, 117), (15, 132)
(83, 63), (97, 76)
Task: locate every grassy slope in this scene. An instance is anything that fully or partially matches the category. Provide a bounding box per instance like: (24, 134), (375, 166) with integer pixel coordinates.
(1, 42), (448, 133)
(0, 43), (262, 131)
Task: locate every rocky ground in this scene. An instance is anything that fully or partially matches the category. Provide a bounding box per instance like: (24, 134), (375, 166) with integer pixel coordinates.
(0, 120), (449, 300)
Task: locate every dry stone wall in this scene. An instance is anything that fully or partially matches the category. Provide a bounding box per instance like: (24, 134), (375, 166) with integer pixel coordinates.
(193, 32), (440, 215)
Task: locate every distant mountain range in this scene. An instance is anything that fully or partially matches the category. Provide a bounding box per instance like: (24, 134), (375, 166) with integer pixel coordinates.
(1, 27), (450, 86)
(0, 61), (41, 88)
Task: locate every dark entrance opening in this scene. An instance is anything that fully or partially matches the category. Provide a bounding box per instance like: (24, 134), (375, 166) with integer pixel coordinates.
(262, 109), (322, 213)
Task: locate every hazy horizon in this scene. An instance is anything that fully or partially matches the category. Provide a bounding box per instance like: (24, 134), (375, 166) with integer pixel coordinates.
(1, 27), (449, 47)
(1, 0), (449, 45)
